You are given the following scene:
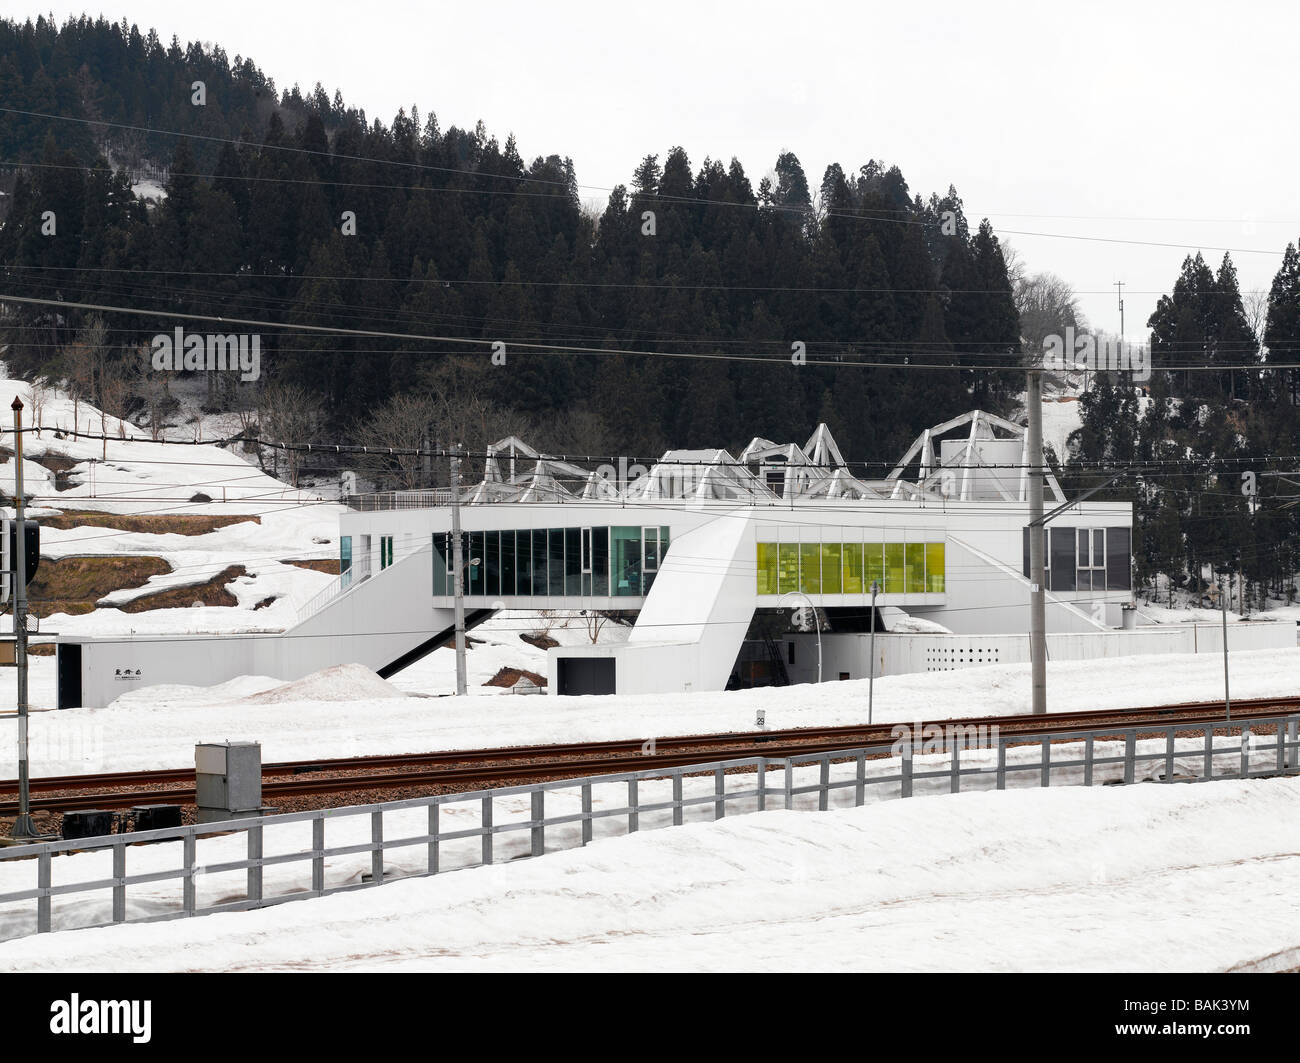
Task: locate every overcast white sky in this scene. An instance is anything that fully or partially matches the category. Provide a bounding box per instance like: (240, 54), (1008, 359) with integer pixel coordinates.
(25, 0), (1300, 341)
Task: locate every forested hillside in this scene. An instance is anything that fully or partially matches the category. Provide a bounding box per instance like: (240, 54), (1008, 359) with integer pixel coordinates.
(8, 14), (1300, 608)
(0, 13), (1022, 469)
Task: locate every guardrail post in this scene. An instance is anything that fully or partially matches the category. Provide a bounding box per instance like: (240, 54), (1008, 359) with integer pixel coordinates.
(854, 752), (866, 806)
(1203, 726), (1214, 780)
(481, 796), (493, 866)
(627, 779), (639, 833)
(784, 760), (794, 810)
(112, 841), (126, 923)
(1165, 726), (1176, 782)
(428, 804), (439, 874)
(247, 822), (263, 903)
(530, 790), (545, 857)
(1275, 719), (1286, 774)
(1084, 734), (1094, 787)
(672, 774), (683, 826)
(312, 816), (325, 894)
(1288, 718), (1299, 770)
(714, 769), (726, 820)
(818, 756), (830, 812)
(1123, 731), (1136, 785)
(581, 784), (593, 844)
(37, 850), (51, 934)
(183, 832), (196, 915)
(1240, 726), (1251, 779)
(996, 738), (1006, 791)
(901, 742), (913, 799)
(1040, 738), (1051, 789)
(950, 743), (961, 794)
(371, 811), (384, 885)
(756, 758), (766, 811)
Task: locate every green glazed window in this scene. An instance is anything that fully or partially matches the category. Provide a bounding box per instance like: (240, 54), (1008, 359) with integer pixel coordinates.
(778, 543), (799, 593)
(842, 542), (863, 593)
(799, 543), (821, 594)
(756, 542), (778, 595)
(925, 542), (945, 593)
(884, 542), (905, 593)
(820, 543), (842, 594)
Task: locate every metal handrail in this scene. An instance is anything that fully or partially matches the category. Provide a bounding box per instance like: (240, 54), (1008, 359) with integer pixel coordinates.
(1, 712), (1295, 939)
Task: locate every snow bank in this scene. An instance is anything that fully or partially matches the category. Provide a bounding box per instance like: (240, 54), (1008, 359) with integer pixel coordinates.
(242, 664), (407, 704)
(2, 775), (1295, 971)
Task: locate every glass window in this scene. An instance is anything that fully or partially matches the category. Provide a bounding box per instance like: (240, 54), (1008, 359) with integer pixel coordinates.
(1049, 528), (1076, 592)
(884, 542), (905, 594)
(612, 526), (642, 596)
(925, 542), (945, 593)
(501, 530), (516, 596)
(643, 527), (661, 594)
(777, 543), (799, 594)
(548, 529), (565, 596)
(431, 533), (446, 595)
(799, 543), (821, 594)
(565, 528), (581, 595)
(842, 542), (863, 594)
(531, 529), (547, 596)
(1106, 527), (1131, 591)
(644, 527), (660, 571)
(341, 535), (353, 590)
(484, 530), (500, 597)
(820, 543), (841, 594)
(905, 542), (926, 594)
(592, 526), (609, 596)
(864, 542), (884, 593)
(756, 542), (778, 595)
(515, 530), (530, 595)
(469, 531), (485, 595)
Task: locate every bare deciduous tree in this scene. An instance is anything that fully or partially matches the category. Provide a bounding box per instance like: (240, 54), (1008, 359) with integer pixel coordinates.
(1243, 288), (1270, 353)
(351, 392), (442, 490)
(134, 344), (177, 441)
(581, 609), (609, 643)
(63, 315), (106, 435)
(1015, 270), (1088, 356)
(258, 382), (326, 487)
(29, 377), (50, 437)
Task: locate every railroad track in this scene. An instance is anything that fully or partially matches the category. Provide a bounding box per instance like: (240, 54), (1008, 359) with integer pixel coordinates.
(2, 695), (1297, 816)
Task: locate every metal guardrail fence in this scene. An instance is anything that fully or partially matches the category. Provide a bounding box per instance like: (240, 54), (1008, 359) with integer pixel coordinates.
(1, 713), (1297, 939)
(345, 490), (454, 511)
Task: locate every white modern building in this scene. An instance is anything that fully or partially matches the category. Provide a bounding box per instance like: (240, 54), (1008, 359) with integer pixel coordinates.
(56, 408), (1292, 708)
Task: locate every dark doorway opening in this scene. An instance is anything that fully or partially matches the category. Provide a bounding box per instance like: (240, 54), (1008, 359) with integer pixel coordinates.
(557, 657), (616, 696)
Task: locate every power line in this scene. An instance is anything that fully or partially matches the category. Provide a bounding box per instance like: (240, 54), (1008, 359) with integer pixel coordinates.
(4, 105), (1295, 256)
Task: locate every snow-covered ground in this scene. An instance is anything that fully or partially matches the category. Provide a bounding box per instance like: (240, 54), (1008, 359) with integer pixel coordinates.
(4, 643), (1297, 777)
(2, 775), (1295, 971)
(0, 372), (344, 635)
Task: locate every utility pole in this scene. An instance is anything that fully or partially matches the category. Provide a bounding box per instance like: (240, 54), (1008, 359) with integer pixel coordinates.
(1028, 368), (1047, 715)
(1115, 280), (1125, 340)
(449, 444), (467, 697)
(1221, 571), (1231, 722)
(868, 581), (879, 725)
(9, 396), (36, 840)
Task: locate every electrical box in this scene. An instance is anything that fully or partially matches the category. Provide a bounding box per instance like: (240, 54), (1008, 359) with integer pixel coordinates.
(195, 741), (263, 824)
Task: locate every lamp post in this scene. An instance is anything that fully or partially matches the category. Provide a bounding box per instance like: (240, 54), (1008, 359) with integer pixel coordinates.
(868, 580), (879, 725)
(778, 591), (821, 684)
